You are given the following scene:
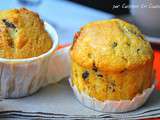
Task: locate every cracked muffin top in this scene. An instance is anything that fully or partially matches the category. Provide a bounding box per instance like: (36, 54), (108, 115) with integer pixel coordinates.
(70, 19), (153, 72)
(0, 8), (52, 59)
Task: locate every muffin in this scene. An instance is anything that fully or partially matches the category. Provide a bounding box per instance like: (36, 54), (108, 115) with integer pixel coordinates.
(70, 19), (154, 112)
(0, 8), (52, 58)
(0, 8), (58, 98)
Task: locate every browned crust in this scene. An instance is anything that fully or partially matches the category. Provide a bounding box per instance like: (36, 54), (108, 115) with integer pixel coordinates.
(70, 19), (153, 72)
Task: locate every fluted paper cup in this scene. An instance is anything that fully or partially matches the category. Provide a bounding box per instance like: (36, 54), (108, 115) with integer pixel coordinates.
(0, 22), (58, 98)
(69, 78), (155, 113)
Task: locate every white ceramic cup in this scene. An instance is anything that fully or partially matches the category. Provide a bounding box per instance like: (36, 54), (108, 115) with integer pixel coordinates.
(130, 0), (160, 37)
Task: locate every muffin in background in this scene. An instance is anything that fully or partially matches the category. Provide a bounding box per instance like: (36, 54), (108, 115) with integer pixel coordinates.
(0, 8), (52, 59)
(0, 8), (58, 98)
(70, 19), (154, 112)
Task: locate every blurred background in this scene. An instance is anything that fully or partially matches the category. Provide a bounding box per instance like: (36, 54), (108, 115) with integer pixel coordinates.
(0, 0), (160, 47)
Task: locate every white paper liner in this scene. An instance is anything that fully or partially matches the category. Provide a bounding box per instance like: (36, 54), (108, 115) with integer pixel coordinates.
(0, 22), (58, 98)
(69, 78), (155, 113)
(47, 46), (71, 84)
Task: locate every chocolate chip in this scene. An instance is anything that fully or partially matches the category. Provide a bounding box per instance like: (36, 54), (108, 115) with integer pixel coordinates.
(2, 19), (16, 29)
(122, 56), (127, 62)
(128, 29), (144, 40)
(82, 71), (89, 80)
(137, 48), (140, 54)
(97, 74), (103, 77)
(120, 68), (127, 73)
(126, 42), (130, 47)
(108, 81), (116, 92)
(112, 89), (115, 92)
(112, 42), (117, 48)
(92, 62), (98, 72)
(108, 87), (115, 92)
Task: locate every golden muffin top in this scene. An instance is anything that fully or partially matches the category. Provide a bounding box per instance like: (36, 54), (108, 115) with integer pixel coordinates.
(0, 8), (52, 59)
(70, 19), (153, 72)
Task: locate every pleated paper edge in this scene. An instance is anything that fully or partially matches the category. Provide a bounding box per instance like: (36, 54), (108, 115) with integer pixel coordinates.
(69, 78), (155, 113)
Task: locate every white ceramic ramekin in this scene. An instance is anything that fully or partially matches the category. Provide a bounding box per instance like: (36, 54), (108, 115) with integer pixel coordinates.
(0, 22), (58, 98)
